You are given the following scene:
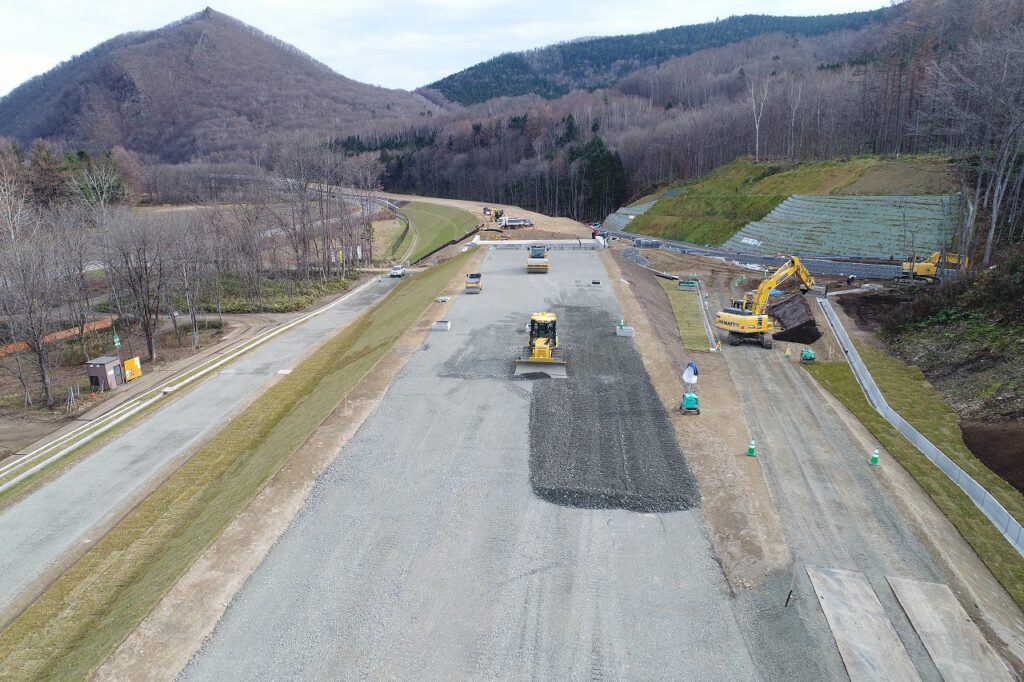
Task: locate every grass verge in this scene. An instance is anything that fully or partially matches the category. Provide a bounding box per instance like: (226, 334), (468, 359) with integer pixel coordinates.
(403, 201), (479, 262)
(855, 342), (1024, 526)
(805, 360), (1024, 610)
(659, 280), (711, 351)
(0, 252), (470, 680)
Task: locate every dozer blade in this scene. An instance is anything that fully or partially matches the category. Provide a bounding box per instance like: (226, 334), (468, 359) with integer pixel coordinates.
(514, 359), (568, 378)
(514, 346), (568, 378)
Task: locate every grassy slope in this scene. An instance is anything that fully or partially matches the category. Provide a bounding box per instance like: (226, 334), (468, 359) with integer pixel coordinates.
(857, 342), (1024, 523)
(806, 358), (1024, 610)
(0, 252), (470, 681)
(659, 280), (711, 351)
(403, 202), (479, 262)
(629, 156), (952, 246)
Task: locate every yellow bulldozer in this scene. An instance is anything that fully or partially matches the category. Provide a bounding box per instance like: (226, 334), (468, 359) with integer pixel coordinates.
(514, 311), (567, 378)
(714, 256), (815, 349)
(894, 251), (967, 284)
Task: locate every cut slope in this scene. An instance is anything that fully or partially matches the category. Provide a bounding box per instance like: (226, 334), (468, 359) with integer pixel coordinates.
(627, 157), (954, 247)
(401, 201), (479, 262)
(0, 9), (434, 161)
(722, 194), (959, 258)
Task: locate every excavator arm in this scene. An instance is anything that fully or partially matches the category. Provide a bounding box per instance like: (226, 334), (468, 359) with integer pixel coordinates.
(748, 256), (815, 315)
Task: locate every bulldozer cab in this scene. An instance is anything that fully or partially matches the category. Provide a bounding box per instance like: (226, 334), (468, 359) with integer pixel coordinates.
(528, 313), (557, 348)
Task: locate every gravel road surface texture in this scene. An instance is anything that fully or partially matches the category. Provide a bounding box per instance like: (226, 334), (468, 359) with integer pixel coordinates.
(181, 250), (756, 680)
(528, 304), (699, 512)
(0, 277), (400, 618)
(721, 334), (945, 681)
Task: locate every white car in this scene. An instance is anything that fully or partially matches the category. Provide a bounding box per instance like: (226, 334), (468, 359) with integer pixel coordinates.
(389, 265), (406, 277)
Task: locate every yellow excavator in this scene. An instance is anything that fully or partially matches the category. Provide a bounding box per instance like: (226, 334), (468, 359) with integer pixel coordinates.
(514, 311), (567, 378)
(894, 251), (967, 284)
(715, 256), (815, 349)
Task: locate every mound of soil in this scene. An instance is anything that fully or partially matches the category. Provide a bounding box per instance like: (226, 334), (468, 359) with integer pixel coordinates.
(836, 292), (911, 332)
(769, 294), (822, 344)
(961, 421), (1024, 495)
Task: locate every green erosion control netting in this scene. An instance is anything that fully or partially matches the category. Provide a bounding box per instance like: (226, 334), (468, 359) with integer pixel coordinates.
(602, 201), (657, 231)
(722, 195), (959, 258)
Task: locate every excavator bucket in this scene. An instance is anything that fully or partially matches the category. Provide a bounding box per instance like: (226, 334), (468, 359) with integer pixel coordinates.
(514, 348), (568, 378)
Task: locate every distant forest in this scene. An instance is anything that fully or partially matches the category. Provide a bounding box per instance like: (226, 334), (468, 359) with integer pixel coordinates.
(338, 0), (1024, 263)
(425, 8), (899, 105)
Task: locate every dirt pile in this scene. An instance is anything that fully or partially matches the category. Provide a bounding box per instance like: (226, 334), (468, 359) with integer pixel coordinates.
(961, 422), (1024, 494)
(769, 294), (821, 344)
(528, 305), (699, 512)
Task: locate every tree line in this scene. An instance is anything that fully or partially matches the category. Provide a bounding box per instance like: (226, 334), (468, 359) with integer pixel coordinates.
(338, 0), (1024, 262)
(0, 138), (384, 408)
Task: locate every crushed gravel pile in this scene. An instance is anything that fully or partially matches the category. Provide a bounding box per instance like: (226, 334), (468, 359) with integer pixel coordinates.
(621, 248), (651, 268)
(528, 305), (699, 512)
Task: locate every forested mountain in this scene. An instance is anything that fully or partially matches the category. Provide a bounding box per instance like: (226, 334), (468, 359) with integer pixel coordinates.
(423, 8), (899, 105)
(0, 8), (436, 163)
(336, 0), (1024, 259)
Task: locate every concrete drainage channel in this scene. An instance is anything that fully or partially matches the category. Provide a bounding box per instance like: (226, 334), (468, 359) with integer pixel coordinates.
(818, 297), (1024, 557)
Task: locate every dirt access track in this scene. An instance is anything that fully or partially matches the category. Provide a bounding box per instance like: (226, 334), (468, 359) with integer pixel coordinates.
(382, 190), (592, 238)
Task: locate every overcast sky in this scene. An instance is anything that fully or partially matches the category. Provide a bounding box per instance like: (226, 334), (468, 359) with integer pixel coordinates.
(0, 0), (888, 96)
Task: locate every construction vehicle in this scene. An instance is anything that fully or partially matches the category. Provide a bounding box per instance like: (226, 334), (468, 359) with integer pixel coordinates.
(514, 311), (567, 378)
(714, 256), (815, 349)
(893, 252), (967, 284)
(465, 273), (482, 293)
(679, 393), (700, 415)
(493, 209), (505, 223)
(526, 244), (549, 273)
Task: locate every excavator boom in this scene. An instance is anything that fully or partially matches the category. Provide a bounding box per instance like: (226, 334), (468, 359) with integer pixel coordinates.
(714, 256), (816, 349)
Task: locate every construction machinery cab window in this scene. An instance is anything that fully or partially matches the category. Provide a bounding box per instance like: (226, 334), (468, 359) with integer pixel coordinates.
(529, 316), (556, 348)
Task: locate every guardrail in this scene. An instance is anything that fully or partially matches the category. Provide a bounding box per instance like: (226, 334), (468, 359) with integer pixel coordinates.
(817, 298), (1024, 557)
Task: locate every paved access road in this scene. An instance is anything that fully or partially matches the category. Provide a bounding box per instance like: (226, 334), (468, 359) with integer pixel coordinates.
(182, 251), (757, 680)
(0, 277), (400, 617)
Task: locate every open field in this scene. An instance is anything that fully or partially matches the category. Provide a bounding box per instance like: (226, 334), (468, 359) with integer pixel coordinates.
(629, 156), (954, 246)
(401, 201), (479, 261)
(0, 255), (467, 680)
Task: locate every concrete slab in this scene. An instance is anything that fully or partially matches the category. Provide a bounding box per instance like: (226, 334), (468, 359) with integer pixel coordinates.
(889, 576), (1012, 681)
(806, 565), (921, 682)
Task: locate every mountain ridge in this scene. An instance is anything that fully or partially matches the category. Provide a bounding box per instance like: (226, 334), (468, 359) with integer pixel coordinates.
(423, 7), (901, 105)
(0, 8), (435, 161)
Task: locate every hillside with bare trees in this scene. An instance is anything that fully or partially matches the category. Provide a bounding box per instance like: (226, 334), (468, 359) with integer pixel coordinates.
(0, 8), (436, 163)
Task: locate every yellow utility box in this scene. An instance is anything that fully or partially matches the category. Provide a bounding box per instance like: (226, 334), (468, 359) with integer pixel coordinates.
(124, 356), (142, 382)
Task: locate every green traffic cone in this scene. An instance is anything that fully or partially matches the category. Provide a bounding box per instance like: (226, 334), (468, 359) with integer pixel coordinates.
(869, 448), (880, 466)
(747, 439), (757, 457)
